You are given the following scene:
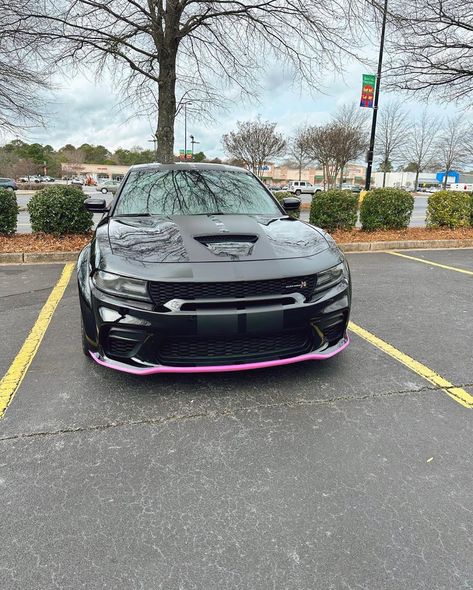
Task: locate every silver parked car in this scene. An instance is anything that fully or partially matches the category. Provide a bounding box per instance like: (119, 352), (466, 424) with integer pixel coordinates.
(98, 180), (120, 194)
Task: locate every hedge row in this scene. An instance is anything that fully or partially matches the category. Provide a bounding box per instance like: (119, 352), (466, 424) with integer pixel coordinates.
(2, 185), (473, 237)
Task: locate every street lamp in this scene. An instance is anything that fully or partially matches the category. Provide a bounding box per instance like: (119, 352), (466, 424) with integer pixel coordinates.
(148, 137), (157, 158)
(190, 134), (200, 160)
(182, 101), (192, 160)
(365, 0), (389, 191)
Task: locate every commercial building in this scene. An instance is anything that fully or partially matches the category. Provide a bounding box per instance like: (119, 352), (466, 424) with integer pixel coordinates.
(61, 163), (129, 180)
(372, 170), (473, 190)
(262, 163), (366, 186)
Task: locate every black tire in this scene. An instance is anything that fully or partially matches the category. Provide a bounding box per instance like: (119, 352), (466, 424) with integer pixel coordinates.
(295, 189), (301, 196)
(101, 187), (108, 194)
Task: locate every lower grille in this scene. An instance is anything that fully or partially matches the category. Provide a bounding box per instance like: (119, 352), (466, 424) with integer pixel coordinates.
(157, 330), (315, 366)
(314, 311), (348, 344)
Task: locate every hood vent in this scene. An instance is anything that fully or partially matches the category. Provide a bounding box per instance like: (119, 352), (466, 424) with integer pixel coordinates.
(195, 234), (259, 258)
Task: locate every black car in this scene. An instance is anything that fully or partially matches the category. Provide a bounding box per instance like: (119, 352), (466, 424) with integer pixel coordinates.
(0, 178), (18, 191)
(78, 163), (351, 374)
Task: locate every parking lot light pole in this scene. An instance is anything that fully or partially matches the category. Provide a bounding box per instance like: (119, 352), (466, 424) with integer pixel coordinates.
(190, 135), (200, 160)
(183, 101), (192, 160)
(365, 0), (388, 191)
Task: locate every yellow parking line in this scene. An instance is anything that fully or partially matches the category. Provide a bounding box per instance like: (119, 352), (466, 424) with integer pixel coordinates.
(348, 321), (473, 408)
(0, 263), (74, 418)
(388, 251), (473, 276)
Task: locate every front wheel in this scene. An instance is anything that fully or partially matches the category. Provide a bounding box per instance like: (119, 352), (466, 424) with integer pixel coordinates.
(295, 189), (301, 196)
(101, 188), (108, 194)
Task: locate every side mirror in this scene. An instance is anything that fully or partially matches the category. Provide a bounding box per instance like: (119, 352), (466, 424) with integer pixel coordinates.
(282, 197), (301, 211)
(84, 198), (109, 212)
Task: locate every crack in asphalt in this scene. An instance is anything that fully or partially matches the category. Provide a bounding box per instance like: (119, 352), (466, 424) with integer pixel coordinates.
(1, 381), (471, 443)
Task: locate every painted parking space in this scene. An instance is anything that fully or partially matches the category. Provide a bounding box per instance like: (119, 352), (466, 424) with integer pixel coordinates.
(0, 264), (64, 375)
(348, 250), (473, 387)
(389, 247), (473, 273)
(1, 251), (473, 588)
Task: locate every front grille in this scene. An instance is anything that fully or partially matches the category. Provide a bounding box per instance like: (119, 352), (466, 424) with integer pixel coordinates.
(148, 275), (317, 309)
(157, 330), (314, 366)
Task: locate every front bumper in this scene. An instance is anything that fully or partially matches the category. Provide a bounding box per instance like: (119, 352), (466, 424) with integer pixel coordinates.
(80, 275), (350, 374)
(89, 336), (349, 375)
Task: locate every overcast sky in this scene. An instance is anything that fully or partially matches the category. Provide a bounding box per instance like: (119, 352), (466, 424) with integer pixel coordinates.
(8, 56), (462, 159)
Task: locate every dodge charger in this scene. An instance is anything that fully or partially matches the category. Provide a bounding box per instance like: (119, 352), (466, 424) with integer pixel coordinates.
(77, 163), (351, 374)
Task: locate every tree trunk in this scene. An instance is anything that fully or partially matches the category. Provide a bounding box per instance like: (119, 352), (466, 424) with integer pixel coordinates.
(298, 164), (302, 181)
(414, 169), (420, 192)
(382, 170), (387, 187)
(442, 169), (448, 189)
(156, 49), (178, 164)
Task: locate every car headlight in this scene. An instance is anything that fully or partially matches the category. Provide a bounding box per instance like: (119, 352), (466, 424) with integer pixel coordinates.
(315, 262), (346, 292)
(92, 270), (151, 301)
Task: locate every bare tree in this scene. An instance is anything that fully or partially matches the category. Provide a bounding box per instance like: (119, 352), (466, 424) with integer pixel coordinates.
(10, 0), (365, 163)
(386, 0), (473, 105)
(332, 104), (369, 187)
(302, 123), (340, 189)
(222, 119), (286, 176)
(302, 111), (367, 189)
(375, 100), (409, 187)
(434, 116), (471, 189)
(0, 1), (50, 134)
(288, 127), (313, 181)
(403, 110), (438, 191)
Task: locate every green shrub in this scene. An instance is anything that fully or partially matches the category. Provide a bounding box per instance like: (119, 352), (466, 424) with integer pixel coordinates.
(0, 188), (19, 235)
(309, 189), (358, 231)
(273, 190), (300, 219)
(426, 190), (471, 229)
(360, 188), (414, 230)
(28, 185), (93, 235)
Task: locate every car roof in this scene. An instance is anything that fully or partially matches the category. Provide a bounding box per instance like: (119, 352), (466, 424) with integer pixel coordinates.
(129, 162), (250, 174)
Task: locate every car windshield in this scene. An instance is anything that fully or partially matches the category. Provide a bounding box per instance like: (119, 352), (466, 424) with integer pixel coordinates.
(114, 169), (282, 216)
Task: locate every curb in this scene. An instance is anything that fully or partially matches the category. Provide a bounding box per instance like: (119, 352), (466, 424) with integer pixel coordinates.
(0, 252), (79, 264)
(340, 239), (473, 253)
(2, 239), (473, 264)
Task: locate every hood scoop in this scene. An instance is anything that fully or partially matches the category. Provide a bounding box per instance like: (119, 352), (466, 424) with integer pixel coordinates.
(195, 234), (258, 258)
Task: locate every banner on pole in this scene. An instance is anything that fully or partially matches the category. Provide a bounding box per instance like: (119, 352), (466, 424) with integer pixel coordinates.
(360, 74), (376, 108)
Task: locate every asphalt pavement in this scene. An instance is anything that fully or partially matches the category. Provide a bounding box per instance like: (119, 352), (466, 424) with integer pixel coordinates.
(1, 249), (472, 589)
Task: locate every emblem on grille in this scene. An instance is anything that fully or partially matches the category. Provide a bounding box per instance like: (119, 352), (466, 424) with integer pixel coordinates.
(286, 280), (307, 290)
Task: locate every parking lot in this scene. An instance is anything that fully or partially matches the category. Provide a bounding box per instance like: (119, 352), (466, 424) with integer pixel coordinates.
(1, 249), (472, 589)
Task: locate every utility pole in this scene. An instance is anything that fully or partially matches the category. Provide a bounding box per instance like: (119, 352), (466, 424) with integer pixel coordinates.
(365, 0), (388, 191)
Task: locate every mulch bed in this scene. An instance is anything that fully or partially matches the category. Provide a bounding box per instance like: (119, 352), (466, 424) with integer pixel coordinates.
(331, 227), (473, 243)
(0, 233), (92, 253)
(1, 228), (473, 254)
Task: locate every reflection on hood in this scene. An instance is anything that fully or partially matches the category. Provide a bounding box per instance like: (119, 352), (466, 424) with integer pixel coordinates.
(108, 214), (328, 263)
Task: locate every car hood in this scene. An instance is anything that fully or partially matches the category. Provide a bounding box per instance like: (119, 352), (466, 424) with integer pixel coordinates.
(106, 214), (329, 263)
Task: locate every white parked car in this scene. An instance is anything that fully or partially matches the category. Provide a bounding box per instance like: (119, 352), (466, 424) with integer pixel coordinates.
(287, 180), (324, 196)
(71, 177), (85, 186)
